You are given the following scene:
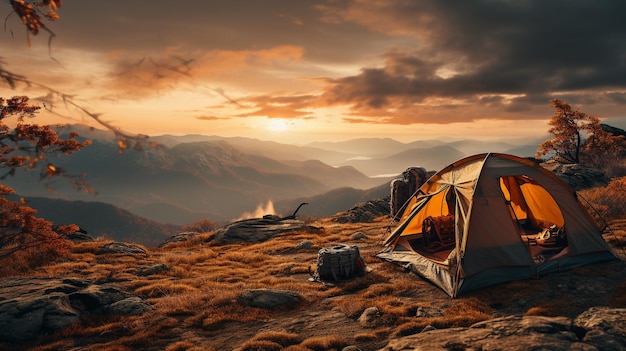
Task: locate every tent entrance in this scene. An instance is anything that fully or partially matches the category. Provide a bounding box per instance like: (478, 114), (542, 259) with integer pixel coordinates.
(400, 187), (457, 262)
(499, 175), (568, 262)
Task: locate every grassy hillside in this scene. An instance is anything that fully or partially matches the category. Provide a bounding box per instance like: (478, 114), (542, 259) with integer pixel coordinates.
(21, 197), (181, 247)
(2, 173), (625, 350)
(4, 215), (622, 351)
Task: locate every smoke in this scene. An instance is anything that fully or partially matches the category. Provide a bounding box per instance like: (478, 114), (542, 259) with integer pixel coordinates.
(234, 200), (276, 221)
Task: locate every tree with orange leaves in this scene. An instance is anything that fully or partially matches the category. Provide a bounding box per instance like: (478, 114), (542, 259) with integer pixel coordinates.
(3, 1), (152, 153)
(8, 0), (61, 47)
(537, 99), (626, 176)
(0, 95), (91, 275)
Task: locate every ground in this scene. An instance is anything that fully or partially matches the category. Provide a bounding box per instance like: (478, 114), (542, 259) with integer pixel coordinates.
(5, 217), (626, 351)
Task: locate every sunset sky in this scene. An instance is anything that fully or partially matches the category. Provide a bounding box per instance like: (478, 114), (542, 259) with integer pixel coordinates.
(1, 1), (625, 144)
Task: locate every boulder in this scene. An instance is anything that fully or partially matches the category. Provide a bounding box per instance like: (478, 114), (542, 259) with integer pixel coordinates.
(575, 307), (626, 351)
(541, 160), (609, 190)
(294, 240), (314, 250)
(237, 288), (302, 309)
(158, 232), (200, 248)
(213, 216), (322, 244)
(65, 231), (95, 243)
(359, 307), (381, 328)
(0, 278), (152, 343)
(96, 242), (147, 255)
(331, 198), (389, 223)
(136, 263), (169, 276)
(108, 296), (153, 315)
(380, 307), (626, 351)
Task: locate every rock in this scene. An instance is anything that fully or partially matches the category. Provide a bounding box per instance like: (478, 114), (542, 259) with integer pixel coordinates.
(414, 306), (443, 318)
(53, 226), (93, 244)
(602, 123), (626, 139)
(237, 289), (302, 309)
(65, 231), (95, 243)
(108, 296), (153, 315)
(421, 325), (437, 333)
(96, 242), (147, 255)
(0, 278), (151, 343)
(213, 217), (322, 244)
(158, 232), (200, 248)
(351, 232), (368, 240)
(541, 160), (609, 190)
(136, 263), (169, 276)
(381, 308), (626, 351)
(294, 240), (314, 250)
(331, 199), (389, 223)
(575, 307), (626, 351)
(359, 307), (381, 328)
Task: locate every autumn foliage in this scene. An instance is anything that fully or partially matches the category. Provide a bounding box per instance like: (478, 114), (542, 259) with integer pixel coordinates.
(0, 95), (91, 276)
(181, 218), (218, 233)
(579, 176), (626, 222)
(537, 99), (626, 177)
(9, 0), (61, 46)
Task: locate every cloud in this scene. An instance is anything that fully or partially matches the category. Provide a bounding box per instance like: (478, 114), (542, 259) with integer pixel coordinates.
(235, 94), (316, 119)
(196, 115), (230, 121)
(313, 0), (626, 124)
(7, 0), (625, 132)
(102, 45), (304, 100)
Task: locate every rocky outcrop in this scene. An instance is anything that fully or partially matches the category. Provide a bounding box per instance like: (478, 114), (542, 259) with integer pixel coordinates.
(381, 307), (626, 351)
(541, 160), (609, 190)
(65, 231), (95, 243)
(96, 242), (148, 255)
(602, 123), (626, 139)
(0, 278), (152, 343)
(331, 198), (390, 223)
(158, 231), (201, 248)
(212, 215), (323, 244)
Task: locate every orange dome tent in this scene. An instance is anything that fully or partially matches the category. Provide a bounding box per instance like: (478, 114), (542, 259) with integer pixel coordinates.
(377, 153), (618, 297)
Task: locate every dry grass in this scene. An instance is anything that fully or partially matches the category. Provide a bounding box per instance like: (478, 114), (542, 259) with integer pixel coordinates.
(71, 240), (114, 254)
(26, 340), (75, 351)
(134, 282), (198, 298)
(298, 335), (349, 351)
(392, 297), (492, 337)
(57, 314), (130, 340)
(234, 331), (302, 350)
(580, 176), (626, 222)
(195, 305), (271, 331)
(163, 248), (219, 266)
(8, 210), (625, 350)
(164, 341), (215, 351)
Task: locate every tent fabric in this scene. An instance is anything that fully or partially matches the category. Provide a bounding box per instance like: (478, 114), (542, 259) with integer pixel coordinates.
(377, 153), (618, 297)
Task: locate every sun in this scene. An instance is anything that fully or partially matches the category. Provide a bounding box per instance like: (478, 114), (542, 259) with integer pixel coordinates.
(268, 119), (288, 132)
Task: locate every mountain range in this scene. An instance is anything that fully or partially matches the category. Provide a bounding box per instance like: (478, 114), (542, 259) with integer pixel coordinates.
(1, 124), (543, 244)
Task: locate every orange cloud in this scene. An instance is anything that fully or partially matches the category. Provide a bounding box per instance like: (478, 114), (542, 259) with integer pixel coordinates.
(235, 94), (315, 119)
(102, 45), (304, 100)
(196, 115), (230, 121)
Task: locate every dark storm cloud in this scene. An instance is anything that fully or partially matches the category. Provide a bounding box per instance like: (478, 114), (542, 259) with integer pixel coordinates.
(50, 1), (385, 64)
(317, 0), (626, 123)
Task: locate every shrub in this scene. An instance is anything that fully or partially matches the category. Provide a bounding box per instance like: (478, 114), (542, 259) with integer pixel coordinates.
(181, 218), (217, 233)
(579, 176), (626, 221)
(247, 331), (302, 347)
(235, 340), (283, 351)
(298, 335), (349, 351)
